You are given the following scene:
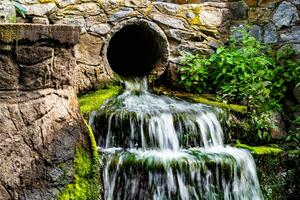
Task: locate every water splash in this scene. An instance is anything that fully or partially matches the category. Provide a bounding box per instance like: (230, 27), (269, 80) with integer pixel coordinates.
(90, 78), (263, 200)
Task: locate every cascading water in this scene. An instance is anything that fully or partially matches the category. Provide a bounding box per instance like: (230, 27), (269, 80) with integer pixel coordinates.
(89, 78), (263, 200)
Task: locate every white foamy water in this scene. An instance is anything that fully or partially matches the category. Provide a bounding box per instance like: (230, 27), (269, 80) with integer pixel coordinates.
(90, 78), (263, 200)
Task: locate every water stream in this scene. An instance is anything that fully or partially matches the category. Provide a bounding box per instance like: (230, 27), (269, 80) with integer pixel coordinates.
(89, 78), (263, 200)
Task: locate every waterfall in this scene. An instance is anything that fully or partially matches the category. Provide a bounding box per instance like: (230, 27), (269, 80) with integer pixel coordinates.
(89, 78), (263, 200)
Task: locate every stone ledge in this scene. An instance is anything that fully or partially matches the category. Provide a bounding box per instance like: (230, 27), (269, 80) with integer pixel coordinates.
(0, 23), (81, 45)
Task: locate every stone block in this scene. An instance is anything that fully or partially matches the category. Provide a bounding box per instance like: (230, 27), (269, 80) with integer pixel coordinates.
(24, 3), (57, 16)
(0, 55), (19, 90)
(229, 1), (248, 20)
(280, 26), (300, 42)
(264, 22), (278, 44)
(74, 34), (103, 66)
(0, 24), (80, 45)
(272, 1), (299, 29)
(16, 46), (54, 65)
(248, 7), (272, 25)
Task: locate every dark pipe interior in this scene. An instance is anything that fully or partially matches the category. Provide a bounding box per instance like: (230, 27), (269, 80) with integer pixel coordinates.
(107, 24), (162, 77)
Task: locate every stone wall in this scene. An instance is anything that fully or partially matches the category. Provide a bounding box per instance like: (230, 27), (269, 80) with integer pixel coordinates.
(10, 0), (230, 93)
(1, 1), (299, 91)
(230, 0), (300, 53)
(0, 24), (89, 199)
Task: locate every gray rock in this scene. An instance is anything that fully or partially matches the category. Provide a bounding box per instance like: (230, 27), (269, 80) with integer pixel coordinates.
(292, 44), (300, 55)
(272, 1), (299, 29)
(280, 26), (300, 42)
(90, 24), (111, 35)
(49, 167), (64, 182)
(250, 25), (262, 41)
(24, 3), (57, 16)
(0, 0), (16, 23)
(32, 17), (49, 25)
(177, 44), (214, 56)
(153, 2), (180, 15)
(109, 7), (134, 22)
(230, 24), (245, 41)
(229, 1), (248, 20)
(270, 112), (287, 139)
(289, 0), (300, 6)
(55, 17), (86, 33)
(294, 83), (300, 103)
(152, 13), (186, 29)
(166, 29), (202, 42)
(264, 23), (278, 44)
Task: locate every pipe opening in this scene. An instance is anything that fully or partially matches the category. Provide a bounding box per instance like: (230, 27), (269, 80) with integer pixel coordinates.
(106, 22), (168, 78)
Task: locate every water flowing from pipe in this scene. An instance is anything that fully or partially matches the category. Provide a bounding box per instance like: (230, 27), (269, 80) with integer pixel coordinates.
(90, 78), (263, 200)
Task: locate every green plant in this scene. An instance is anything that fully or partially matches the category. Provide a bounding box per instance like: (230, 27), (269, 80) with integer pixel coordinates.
(11, 0), (27, 18)
(179, 28), (300, 142)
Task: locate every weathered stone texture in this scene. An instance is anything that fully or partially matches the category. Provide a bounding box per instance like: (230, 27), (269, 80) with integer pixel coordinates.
(0, 24), (85, 200)
(0, 0), (16, 23)
(11, 0), (230, 93)
(272, 1), (299, 29)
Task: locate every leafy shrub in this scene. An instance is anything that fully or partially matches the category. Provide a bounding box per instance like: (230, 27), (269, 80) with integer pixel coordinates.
(179, 29), (300, 142)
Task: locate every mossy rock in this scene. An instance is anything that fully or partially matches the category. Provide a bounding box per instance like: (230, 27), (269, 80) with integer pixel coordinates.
(79, 85), (122, 119)
(59, 122), (102, 200)
(235, 143), (283, 154)
(153, 87), (247, 113)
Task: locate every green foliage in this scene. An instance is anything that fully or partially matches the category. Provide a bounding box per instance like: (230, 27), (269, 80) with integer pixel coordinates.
(11, 0), (27, 18)
(179, 28), (300, 142)
(235, 142), (283, 155)
(79, 85), (121, 119)
(59, 124), (102, 200)
(59, 146), (101, 200)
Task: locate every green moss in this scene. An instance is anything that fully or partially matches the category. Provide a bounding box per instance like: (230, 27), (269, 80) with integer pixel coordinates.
(79, 85), (121, 119)
(0, 25), (20, 43)
(235, 143), (283, 155)
(59, 123), (102, 200)
(191, 96), (247, 113)
(153, 87), (247, 113)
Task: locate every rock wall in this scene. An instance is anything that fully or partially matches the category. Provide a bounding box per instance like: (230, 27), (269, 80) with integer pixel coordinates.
(230, 0), (300, 53)
(0, 24), (90, 199)
(13, 0), (230, 93)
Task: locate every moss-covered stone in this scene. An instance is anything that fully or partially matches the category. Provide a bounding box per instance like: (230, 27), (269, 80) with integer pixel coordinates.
(79, 85), (121, 119)
(235, 143), (283, 154)
(59, 122), (102, 200)
(153, 87), (247, 113)
(0, 25), (20, 43)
